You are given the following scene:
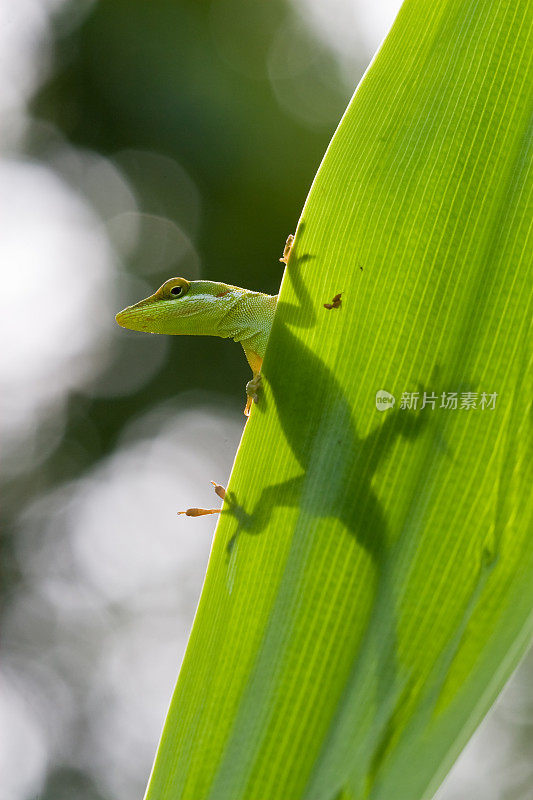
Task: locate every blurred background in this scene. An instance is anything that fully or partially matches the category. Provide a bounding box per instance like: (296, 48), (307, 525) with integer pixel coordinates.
(1, 1), (531, 798)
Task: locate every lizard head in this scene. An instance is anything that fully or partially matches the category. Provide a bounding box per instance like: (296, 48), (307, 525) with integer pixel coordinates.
(115, 277), (243, 336)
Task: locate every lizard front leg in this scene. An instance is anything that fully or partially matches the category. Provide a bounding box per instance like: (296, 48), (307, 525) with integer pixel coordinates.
(240, 233), (292, 415)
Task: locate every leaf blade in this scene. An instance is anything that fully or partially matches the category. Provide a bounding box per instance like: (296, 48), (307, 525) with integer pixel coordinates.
(145, 1), (533, 798)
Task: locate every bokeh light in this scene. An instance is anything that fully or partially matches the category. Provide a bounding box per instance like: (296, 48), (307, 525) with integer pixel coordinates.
(5, 402), (241, 800)
(0, 155), (116, 474)
(1, 1), (530, 798)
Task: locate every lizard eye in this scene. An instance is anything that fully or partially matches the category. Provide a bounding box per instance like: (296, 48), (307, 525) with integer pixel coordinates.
(158, 277), (190, 299)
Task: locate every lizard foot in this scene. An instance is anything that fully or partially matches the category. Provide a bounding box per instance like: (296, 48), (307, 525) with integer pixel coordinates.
(178, 507), (220, 517)
(279, 233), (294, 265)
(211, 481), (226, 500)
(177, 481), (227, 516)
(244, 373), (263, 415)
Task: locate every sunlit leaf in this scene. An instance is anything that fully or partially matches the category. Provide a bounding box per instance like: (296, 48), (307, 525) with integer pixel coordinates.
(145, 1), (533, 798)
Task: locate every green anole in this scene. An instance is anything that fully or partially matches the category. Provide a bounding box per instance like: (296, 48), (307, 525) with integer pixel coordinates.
(116, 236), (292, 415)
(116, 238), (293, 517)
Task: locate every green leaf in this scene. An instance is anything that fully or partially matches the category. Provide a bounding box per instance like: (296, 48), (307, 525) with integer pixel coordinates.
(145, 1), (533, 798)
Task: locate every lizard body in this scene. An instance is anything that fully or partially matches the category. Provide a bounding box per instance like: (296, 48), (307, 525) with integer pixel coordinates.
(116, 236), (293, 414)
(117, 238), (292, 515)
(116, 277), (278, 412)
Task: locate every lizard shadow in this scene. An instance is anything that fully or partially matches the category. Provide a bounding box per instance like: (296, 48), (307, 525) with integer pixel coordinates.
(210, 233), (431, 795)
(225, 236), (427, 565)
(208, 227), (432, 785)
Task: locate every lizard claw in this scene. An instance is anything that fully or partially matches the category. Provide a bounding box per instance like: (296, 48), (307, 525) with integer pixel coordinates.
(177, 507), (220, 516)
(279, 233), (294, 264)
(211, 481), (226, 500)
(245, 373), (262, 415)
(177, 481), (227, 516)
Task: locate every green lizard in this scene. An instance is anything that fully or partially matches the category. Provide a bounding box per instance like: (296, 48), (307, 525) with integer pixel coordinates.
(116, 236), (293, 416)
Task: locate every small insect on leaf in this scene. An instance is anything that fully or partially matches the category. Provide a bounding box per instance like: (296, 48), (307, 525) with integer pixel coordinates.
(324, 293), (342, 310)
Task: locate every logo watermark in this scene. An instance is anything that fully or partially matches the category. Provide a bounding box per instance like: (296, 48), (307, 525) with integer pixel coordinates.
(375, 390), (396, 411)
